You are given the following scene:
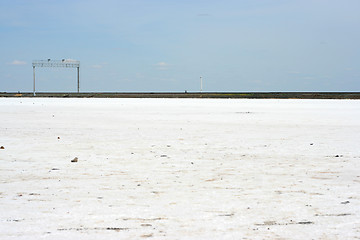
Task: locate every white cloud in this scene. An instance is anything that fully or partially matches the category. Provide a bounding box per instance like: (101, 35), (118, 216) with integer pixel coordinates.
(9, 60), (26, 65)
(155, 62), (168, 67)
(154, 62), (170, 70)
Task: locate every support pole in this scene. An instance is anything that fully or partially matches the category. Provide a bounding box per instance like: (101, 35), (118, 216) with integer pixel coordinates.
(33, 66), (36, 96)
(200, 76), (202, 93)
(77, 66), (80, 93)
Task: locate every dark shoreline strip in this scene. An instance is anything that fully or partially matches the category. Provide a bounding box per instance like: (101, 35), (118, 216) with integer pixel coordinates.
(1, 92), (360, 99)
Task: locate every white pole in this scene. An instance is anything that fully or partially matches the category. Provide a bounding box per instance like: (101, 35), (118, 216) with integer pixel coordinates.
(33, 66), (36, 96)
(77, 66), (80, 93)
(200, 76), (202, 93)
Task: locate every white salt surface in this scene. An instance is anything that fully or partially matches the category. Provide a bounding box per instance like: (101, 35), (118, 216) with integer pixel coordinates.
(0, 98), (360, 239)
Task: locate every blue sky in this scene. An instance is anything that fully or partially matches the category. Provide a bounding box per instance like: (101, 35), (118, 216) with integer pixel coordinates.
(1, 0), (359, 92)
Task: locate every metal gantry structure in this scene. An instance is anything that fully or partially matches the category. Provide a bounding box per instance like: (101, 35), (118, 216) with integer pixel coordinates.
(32, 59), (80, 96)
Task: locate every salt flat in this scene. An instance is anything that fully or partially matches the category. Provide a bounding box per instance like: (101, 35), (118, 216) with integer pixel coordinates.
(0, 98), (359, 239)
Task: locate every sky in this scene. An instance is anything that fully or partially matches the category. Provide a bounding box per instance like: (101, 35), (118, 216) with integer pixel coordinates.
(1, 0), (359, 92)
